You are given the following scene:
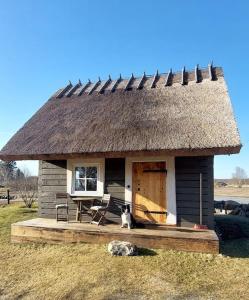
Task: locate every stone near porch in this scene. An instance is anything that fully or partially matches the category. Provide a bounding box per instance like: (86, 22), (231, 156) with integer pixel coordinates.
(108, 240), (138, 256)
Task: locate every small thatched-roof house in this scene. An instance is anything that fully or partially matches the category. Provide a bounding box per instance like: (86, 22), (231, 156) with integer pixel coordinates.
(0, 65), (241, 237)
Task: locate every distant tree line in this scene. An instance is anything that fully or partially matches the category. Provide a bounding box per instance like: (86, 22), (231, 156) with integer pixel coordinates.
(0, 160), (38, 208)
(0, 161), (24, 186)
(232, 167), (247, 188)
(215, 166), (248, 188)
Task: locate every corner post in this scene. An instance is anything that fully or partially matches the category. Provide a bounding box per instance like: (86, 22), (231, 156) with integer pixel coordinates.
(166, 157), (177, 225)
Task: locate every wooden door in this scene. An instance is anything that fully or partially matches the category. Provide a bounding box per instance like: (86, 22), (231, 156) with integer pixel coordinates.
(132, 162), (167, 224)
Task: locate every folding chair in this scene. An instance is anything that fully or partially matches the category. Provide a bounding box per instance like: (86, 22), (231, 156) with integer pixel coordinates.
(78, 199), (95, 223)
(55, 193), (70, 222)
(89, 194), (111, 226)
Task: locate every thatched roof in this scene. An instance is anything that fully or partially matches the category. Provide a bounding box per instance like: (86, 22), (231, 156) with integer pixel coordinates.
(0, 65), (241, 160)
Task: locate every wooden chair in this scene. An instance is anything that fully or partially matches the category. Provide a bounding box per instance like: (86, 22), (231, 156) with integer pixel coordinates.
(78, 199), (95, 223)
(89, 194), (111, 226)
(55, 193), (70, 222)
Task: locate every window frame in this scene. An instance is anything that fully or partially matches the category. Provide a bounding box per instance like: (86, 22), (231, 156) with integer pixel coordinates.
(67, 159), (104, 197)
(74, 165), (98, 193)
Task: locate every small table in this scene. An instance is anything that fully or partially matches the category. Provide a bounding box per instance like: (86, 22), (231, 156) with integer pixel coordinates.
(71, 196), (101, 222)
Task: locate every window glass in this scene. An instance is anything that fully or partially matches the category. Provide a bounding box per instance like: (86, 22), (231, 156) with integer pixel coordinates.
(75, 179), (85, 191)
(86, 179), (97, 191)
(75, 167), (85, 178)
(86, 167), (97, 178)
(74, 166), (97, 192)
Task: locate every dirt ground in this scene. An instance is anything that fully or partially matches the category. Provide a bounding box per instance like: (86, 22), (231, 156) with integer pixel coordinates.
(214, 186), (249, 198)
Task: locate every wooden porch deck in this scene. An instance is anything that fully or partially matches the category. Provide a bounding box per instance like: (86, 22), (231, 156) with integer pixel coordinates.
(11, 218), (219, 254)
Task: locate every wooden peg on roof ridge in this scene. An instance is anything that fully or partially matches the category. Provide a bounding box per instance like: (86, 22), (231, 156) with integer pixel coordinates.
(99, 76), (112, 94)
(195, 64), (199, 83)
(151, 70), (159, 88)
(125, 73), (135, 90)
(165, 68), (173, 86)
(137, 71), (147, 90)
(208, 62), (214, 80)
(181, 66), (186, 85)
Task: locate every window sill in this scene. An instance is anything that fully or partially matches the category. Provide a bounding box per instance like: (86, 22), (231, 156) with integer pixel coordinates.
(70, 192), (103, 197)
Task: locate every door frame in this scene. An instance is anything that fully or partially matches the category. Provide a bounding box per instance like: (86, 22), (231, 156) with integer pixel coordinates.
(125, 156), (177, 225)
(132, 161), (167, 224)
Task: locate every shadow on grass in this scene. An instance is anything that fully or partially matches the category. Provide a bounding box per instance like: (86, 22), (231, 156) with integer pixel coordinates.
(220, 238), (249, 258)
(215, 214), (249, 258)
(22, 209), (38, 214)
(138, 247), (157, 256)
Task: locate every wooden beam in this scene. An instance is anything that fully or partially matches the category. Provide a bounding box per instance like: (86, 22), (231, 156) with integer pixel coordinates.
(151, 70), (159, 88)
(165, 69), (172, 86)
(111, 74), (122, 92)
(65, 80), (82, 97)
(77, 80), (91, 96)
(208, 63), (214, 80)
(11, 219), (219, 253)
(99, 76), (112, 94)
(195, 65), (200, 83)
(56, 81), (73, 98)
(88, 77), (101, 95)
(200, 173), (203, 225)
(181, 66), (186, 85)
(137, 72), (146, 89)
(125, 73), (135, 90)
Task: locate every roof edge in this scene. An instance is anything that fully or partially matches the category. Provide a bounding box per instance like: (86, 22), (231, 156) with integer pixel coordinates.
(0, 145), (242, 161)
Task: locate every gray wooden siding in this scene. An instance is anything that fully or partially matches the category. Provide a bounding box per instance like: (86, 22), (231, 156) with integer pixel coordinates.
(104, 158), (126, 223)
(175, 156), (214, 229)
(39, 157), (214, 227)
(38, 159), (125, 223)
(38, 160), (78, 219)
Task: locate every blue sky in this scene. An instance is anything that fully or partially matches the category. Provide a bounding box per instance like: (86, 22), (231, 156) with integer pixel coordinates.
(0, 0), (248, 178)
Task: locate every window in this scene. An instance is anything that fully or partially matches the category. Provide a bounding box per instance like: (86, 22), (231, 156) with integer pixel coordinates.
(75, 166), (97, 192)
(68, 160), (104, 196)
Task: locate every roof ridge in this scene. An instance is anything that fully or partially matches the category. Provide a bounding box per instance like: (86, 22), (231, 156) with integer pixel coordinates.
(54, 64), (223, 98)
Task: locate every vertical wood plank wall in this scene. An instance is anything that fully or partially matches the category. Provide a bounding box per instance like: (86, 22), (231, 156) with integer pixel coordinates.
(175, 156), (214, 229)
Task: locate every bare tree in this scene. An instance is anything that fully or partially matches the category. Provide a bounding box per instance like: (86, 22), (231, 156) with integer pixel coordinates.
(14, 168), (38, 208)
(0, 160), (17, 186)
(232, 167), (247, 188)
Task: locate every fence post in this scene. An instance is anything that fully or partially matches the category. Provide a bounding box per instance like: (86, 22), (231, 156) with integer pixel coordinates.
(7, 189), (10, 204)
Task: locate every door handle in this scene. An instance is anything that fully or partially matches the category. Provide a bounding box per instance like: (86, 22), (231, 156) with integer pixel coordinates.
(137, 188), (140, 191)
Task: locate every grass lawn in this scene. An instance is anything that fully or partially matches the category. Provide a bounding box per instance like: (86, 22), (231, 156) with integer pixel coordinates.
(1, 205), (249, 300)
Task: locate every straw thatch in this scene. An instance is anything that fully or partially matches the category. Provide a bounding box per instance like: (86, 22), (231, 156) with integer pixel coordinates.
(0, 66), (241, 160)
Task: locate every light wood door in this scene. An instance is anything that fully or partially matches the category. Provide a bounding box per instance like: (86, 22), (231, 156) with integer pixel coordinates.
(132, 162), (167, 224)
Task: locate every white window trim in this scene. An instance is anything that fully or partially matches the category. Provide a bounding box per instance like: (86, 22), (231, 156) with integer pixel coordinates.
(67, 158), (105, 197)
(125, 156), (177, 225)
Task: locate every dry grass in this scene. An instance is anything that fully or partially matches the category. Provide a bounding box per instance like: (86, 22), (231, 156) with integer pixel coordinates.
(0, 204), (249, 299)
(214, 186), (249, 197)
